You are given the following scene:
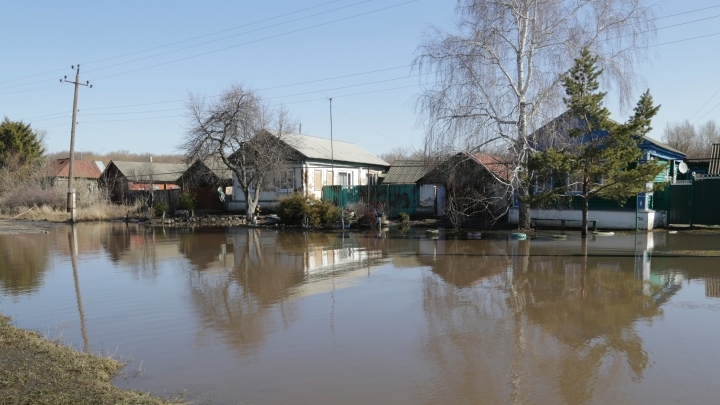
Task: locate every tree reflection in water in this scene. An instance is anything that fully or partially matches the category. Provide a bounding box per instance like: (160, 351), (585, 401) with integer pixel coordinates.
(420, 238), (664, 405)
(0, 233), (51, 295)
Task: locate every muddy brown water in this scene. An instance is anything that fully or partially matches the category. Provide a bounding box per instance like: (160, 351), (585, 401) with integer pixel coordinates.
(1, 223), (719, 404)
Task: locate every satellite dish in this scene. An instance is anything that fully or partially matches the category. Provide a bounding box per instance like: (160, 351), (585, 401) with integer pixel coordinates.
(678, 162), (689, 174)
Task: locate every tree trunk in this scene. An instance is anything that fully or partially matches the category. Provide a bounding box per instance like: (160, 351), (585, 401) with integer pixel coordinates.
(518, 186), (531, 230)
(581, 179), (589, 238)
(244, 188), (256, 221)
(517, 103), (531, 231)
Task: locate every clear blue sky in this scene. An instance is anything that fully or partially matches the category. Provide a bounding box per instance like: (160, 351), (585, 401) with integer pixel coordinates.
(2, 0), (719, 158)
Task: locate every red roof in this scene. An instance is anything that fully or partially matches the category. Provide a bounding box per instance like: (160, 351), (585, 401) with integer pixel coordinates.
(469, 153), (512, 181)
(48, 159), (102, 179)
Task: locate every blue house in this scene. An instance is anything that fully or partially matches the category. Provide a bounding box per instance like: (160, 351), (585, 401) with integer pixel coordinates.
(508, 112), (686, 230)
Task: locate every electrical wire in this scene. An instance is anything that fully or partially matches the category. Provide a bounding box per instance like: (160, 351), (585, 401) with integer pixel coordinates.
(88, 1), (419, 82)
(1, 2), (717, 92)
(0, 0), (348, 85)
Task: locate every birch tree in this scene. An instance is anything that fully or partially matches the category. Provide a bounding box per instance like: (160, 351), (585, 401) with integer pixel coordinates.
(415, 0), (656, 229)
(182, 84), (298, 219)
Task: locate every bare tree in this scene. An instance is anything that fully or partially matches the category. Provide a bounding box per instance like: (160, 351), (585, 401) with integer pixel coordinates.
(379, 145), (425, 165)
(182, 84), (298, 219)
(415, 0), (656, 229)
(662, 119), (720, 158)
(695, 120), (720, 158)
(661, 120), (695, 156)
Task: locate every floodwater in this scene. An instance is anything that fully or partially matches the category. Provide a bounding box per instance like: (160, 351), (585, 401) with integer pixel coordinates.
(1, 224), (719, 405)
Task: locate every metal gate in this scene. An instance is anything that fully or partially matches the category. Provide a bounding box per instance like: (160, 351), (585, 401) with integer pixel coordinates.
(666, 177), (720, 225)
(668, 182), (691, 224)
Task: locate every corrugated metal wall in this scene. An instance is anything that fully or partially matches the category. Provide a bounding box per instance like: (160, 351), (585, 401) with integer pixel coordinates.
(323, 185), (419, 218)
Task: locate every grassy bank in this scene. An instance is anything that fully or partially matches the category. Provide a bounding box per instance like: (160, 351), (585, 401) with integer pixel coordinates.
(0, 315), (182, 405)
(0, 203), (143, 223)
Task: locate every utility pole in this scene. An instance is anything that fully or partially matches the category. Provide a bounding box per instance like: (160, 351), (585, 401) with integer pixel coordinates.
(329, 98), (335, 186)
(61, 65), (92, 223)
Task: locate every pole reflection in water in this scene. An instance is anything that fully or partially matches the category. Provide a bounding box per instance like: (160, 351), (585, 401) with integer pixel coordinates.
(3, 225), (720, 404)
(68, 224), (89, 353)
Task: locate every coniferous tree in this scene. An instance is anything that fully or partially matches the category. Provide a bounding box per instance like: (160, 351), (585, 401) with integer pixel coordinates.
(0, 117), (45, 167)
(527, 49), (663, 237)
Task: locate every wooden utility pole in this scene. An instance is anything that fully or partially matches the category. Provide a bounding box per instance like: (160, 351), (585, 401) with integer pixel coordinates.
(61, 65), (92, 223)
(329, 98), (335, 186)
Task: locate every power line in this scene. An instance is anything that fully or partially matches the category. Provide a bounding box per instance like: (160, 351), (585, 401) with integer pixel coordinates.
(0, 0), (349, 85)
(0, 1), (377, 92)
(2, 2), (717, 96)
(82, 108), (184, 116)
(77, 115), (182, 124)
(657, 4), (720, 20)
(16, 7), (720, 124)
(82, 0), (351, 67)
(88, 1), (419, 82)
(5, 2), (715, 90)
(82, 0), (377, 77)
(264, 74), (420, 100)
(0, 84), (64, 96)
(23, 63), (413, 118)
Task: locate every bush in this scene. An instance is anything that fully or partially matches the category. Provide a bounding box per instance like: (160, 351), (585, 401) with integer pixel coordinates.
(154, 201), (169, 217)
(311, 199), (341, 226)
(398, 211), (410, 223)
(276, 193), (309, 225)
(178, 190), (197, 210)
(277, 193), (340, 227)
(1, 185), (64, 209)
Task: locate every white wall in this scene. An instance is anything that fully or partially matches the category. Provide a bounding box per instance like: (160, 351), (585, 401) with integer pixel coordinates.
(228, 161), (385, 211)
(508, 208), (660, 230)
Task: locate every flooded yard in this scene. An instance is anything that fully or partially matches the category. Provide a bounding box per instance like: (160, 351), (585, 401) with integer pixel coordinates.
(1, 223), (719, 404)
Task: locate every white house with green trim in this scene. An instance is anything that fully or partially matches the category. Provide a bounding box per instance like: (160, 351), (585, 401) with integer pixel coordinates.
(227, 133), (389, 212)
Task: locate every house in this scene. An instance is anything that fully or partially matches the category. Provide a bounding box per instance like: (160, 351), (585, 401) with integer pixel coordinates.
(381, 160), (428, 185)
(228, 133), (389, 212)
(508, 113), (687, 230)
(178, 159), (233, 210)
(100, 161), (188, 203)
(417, 152), (513, 220)
(46, 158), (104, 192)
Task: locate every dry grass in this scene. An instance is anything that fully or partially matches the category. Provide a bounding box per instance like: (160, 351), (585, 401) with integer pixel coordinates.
(0, 315), (184, 405)
(0, 203), (136, 222)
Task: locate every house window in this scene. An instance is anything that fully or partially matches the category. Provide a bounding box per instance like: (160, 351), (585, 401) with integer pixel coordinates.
(314, 170), (323, 191)
(338, 172), (352, 186)
(273, 170), (295, 191)
(367, 173), (378, 185)
(326, 170), (334, 186)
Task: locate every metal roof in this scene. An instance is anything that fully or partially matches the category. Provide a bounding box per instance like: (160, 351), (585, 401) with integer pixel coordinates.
(533, 111), (687, 159)
(48, 159), (102, 179)
(710, 144), (720, 174)
(383, 160), (427, 184)
(108, 161), (188, 183)
(639, 136), (685, 158)
(270, 132), (389, 167)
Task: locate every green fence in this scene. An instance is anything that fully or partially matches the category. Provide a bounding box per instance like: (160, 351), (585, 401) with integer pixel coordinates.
(322, 185), (419, 218)
(661, 178), (720, 225)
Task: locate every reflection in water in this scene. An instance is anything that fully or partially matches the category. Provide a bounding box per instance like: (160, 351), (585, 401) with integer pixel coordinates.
(0, 233), (52, 294)
(419, 236), (667, 405)
(3, 225), (720, 404)
(68, 225), (89, 353)
(186, 230), (385, 355)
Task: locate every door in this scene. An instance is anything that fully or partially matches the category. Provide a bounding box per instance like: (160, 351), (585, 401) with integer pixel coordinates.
(436, 185), (446, 217)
